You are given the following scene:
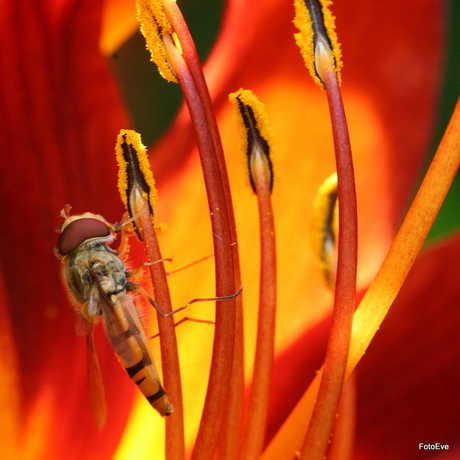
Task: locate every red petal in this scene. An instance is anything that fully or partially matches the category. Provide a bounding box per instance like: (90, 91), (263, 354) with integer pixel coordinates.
(354, 233), (460, 458)
(0, 0), (134, 457)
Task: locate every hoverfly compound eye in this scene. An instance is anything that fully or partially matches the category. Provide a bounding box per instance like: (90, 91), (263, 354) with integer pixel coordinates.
(57, 218), (111, 256)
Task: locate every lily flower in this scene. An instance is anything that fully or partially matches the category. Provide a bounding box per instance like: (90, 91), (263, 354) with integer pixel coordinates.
(0, 0), (458, 460)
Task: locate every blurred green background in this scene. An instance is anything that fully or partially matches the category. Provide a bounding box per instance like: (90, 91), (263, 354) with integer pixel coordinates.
(424, 0), (460, 243)
(110, 0), (459, 245)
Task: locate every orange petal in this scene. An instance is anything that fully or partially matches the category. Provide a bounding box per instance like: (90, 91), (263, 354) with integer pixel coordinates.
(100, 0), (138, 56)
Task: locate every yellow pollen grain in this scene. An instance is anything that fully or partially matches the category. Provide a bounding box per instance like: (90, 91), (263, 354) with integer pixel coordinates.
(157, 223), (168, 234)
(293, 0), (342, 88)
(135, 0), (178, 82)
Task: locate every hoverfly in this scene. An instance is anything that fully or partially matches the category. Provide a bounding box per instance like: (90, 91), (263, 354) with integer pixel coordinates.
(55, 206), (173, 427)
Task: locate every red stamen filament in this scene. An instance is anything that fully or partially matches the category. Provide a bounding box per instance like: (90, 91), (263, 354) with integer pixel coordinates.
(160, 4), (244, 456)
(241, 148), (277, 460)
(134, 201), (185, 460)
(301, 49), (357, 460)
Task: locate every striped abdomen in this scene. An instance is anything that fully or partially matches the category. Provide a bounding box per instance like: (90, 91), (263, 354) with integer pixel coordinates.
(102, 292), (173, 416)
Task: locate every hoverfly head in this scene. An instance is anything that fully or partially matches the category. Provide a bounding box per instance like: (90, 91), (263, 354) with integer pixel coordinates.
(56, 207), (114, 258)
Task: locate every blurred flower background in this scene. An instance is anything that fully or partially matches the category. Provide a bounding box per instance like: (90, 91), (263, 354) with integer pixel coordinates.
(0, 0), (459, 459)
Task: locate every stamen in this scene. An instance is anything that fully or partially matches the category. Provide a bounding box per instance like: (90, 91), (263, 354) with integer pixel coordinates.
(135, 1), (243, 455)
(294, 0), (342, 88)
(311, 174), (358, 458)
(327, 373), (356, 460)
(135, 0), (178, 82)
(114, 128), (186, 459)
(140, 3), (244, 457)
(293, 1), (357, 458)
(230, 89), (277, 460)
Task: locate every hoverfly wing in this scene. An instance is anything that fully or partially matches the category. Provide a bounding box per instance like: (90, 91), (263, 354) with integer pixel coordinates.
(86, 325), (107, 429)
(74, 312), (92, 337)
(93, 275), (173, 417)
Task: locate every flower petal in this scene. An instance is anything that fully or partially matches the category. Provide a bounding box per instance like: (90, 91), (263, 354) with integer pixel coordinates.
(354, 233), (460, 459)
(0, 0), (136, 457)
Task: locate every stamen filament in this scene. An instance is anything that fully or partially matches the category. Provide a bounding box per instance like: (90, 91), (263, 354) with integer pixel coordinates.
(311, 173), (356, 457)
(327, 372), (356, 460)
(292, 2), (356, 453)
(115, 130), (185, 459)
(300, 36), (357, 460)
(231, 90), (277, 460)
(156, 3), (244, 457)
(348, 97), (460, 376)
(133, 191), (186, 460)
(241, 150), (277, 460)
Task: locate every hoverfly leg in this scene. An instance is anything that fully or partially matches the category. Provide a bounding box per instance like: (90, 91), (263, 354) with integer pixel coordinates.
(135, 284), (183, 318)
(87, 285), (103, 317)
(183, 287), (243, 310)
(111, 204), (149, 257)
(136, 284), (243, 318)
(117, 227), (132, 258)
(164, 254), (214, 276)
(145, 288), (243, 340)
(127, 258), (173, 281)
(148, 317), (215, 340)
(141, 253), (214, 277)
(79, 285), (103, 326)
(130, 253), (213, 282)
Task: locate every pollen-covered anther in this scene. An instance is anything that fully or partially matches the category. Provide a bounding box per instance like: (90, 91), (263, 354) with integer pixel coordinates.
(311, 172), (338, 290)
(293, 0), (342, 88)
(229, 89), (275, 194)
(115, 129), (158, 240)
(135, 0), (178, 82)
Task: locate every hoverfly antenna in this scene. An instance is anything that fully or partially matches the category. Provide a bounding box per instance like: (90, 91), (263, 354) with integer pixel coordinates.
(61, 204), (72, 220)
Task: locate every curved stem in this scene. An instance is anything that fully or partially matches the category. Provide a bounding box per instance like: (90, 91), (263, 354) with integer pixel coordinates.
(327, 372), (357, 460)
(162, 14), (243, 456)
(300, 54), (357, 460)
(240, 156), (277, 460)
(135, 204), (185, 460)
